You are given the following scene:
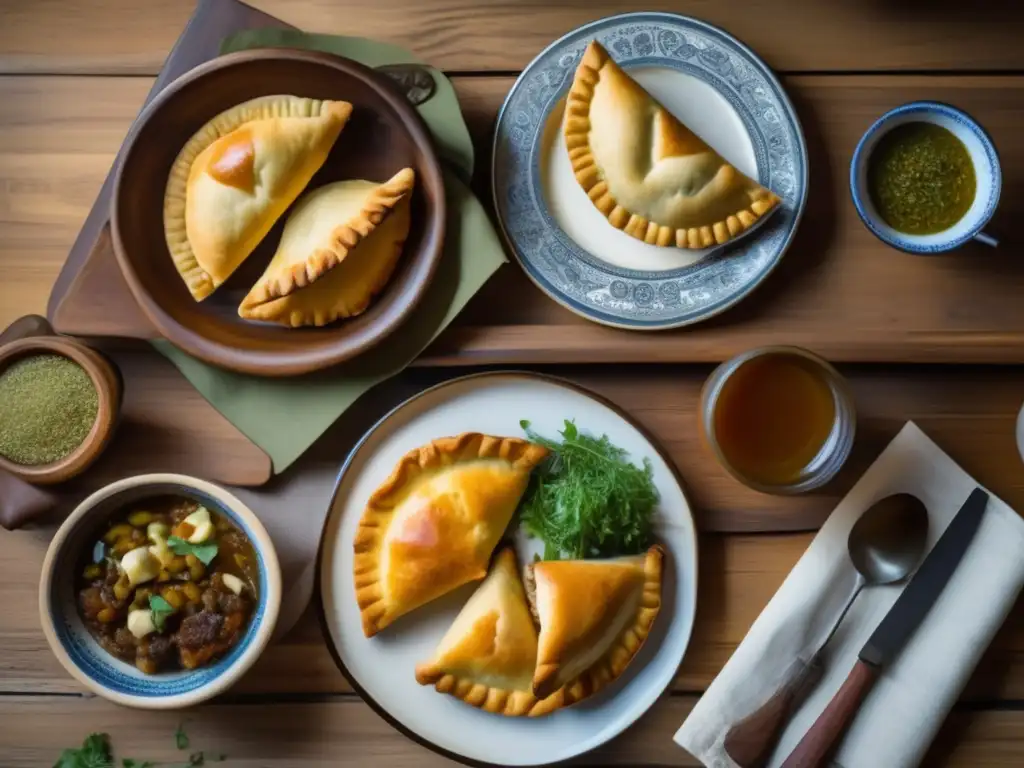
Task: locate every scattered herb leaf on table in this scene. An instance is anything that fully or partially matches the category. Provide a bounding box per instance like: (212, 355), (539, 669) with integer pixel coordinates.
(519, 419), (659, 560)
(54, 733), (113, 768)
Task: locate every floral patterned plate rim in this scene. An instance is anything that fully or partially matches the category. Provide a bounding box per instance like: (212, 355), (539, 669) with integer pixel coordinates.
(491, 12), (808, 330)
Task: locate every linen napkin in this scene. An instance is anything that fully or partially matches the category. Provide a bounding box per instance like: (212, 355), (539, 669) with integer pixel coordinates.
(675, 422), (1024, 768)
(153, 31), (505, 474)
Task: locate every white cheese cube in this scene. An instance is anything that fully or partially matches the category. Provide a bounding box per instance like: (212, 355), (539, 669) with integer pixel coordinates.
(183, 506), (214, 544)
(222, 573), (245, 595)
(120, 547), (160, 586)
(127, 609), (156, 639)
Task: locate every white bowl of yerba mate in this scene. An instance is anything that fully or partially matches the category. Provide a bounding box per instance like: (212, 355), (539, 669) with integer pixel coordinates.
(0, 337), (121, 484)
(850, 101), (1001, 254)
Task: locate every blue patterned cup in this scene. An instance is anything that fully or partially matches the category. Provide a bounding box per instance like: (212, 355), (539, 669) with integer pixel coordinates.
(39, 474), (281, 709)
(850, 102), (1000, 253)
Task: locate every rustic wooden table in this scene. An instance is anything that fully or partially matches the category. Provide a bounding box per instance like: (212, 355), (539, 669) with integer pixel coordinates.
(3, 1), (1024, 766)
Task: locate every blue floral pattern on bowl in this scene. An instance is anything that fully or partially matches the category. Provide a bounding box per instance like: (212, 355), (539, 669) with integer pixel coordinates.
(491, 12), (808, 329)
(46, 481), (272, 701)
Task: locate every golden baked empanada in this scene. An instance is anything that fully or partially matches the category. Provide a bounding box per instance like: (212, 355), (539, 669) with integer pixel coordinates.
(564, 41), (780, 248)
(237, 168), (415, 327)
(164, 95), (352, 300)
(354, 433), (548, 638)
(415, 547), (567, 717)
(526, 545), (664, 701)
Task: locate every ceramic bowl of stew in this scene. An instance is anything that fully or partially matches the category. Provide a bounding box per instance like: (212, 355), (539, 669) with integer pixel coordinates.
(39, 473), (281, 709)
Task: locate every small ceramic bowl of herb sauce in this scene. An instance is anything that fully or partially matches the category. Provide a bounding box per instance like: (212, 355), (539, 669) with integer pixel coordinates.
(0, 336), (122, 485)
(850, 101), (1000, 254)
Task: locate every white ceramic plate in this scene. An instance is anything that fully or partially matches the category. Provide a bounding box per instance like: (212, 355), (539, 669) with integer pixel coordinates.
(319, 372), (698, 766)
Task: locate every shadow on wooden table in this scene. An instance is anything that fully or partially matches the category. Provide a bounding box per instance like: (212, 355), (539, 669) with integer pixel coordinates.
(694, 82), (838, 334)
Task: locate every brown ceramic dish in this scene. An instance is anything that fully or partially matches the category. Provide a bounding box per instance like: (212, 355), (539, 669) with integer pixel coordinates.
(110, 48), (446, 377)
(0, 336), (122, 485)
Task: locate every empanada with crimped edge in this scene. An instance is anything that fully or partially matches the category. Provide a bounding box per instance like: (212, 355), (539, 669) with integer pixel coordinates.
(238, 168), (415, 327)
(163, 95), (352, 301)
(353, 433), (549, 638)
(415, 547), (567, 717)
(525, 545), (664, 701)
(564, 41), (780, 249)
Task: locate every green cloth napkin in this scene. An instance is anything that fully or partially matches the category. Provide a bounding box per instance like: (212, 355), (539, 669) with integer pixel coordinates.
(153, 32), (506, 474)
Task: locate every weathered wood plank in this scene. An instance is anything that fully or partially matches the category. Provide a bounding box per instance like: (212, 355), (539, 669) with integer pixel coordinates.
(0, 694), (1021, 767)
(5, 75), (1024, 363)
(3, 0), (1024, 75)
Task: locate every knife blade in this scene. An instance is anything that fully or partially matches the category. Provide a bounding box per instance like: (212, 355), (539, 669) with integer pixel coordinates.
(780, 487), (989, 768)
(859, 486), (988, 668)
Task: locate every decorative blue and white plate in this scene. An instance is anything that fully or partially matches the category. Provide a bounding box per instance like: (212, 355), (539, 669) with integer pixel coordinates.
(492, 12), (808, 330)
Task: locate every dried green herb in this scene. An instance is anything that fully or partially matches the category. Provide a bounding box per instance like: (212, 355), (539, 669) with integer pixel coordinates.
(518, 420), (659, 560)
(867, 121), (976, 234)
(0, 354), (98, 465)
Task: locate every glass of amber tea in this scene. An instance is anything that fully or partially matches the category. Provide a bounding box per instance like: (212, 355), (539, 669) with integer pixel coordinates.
(700, 346), (856, 494)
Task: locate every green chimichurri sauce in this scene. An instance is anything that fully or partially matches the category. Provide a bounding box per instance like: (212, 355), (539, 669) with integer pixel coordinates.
(867, 122), (976, 235)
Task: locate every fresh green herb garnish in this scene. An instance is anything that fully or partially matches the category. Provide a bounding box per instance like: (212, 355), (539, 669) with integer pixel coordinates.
(149, 595), (175, 632)
(92, 541), (106, 564)
(519, 419), (659, 560)
(54, 733), (113, 768)
(175, 723), (189, 751)
(57, 730), (225, 768)
(167, 537), (218, 566)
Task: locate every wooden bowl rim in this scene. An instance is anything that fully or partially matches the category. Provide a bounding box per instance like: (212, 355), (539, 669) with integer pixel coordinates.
(0, 337), (122, 484)
(110, 47), (447, 377)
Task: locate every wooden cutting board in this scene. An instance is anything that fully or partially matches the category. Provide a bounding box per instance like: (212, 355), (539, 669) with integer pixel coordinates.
(45, 0), (291, 329)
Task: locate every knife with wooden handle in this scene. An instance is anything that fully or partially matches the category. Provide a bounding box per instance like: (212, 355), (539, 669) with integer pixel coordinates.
(780, 487), (989, 768)
(724, 654), (824, 767)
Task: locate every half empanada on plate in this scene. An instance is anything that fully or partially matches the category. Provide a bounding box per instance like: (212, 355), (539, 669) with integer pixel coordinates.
(525, 545), (664, 701)
(164, 95), (352, 301)
(564, 41), (780, 248)
(353, 433), (549, 638)
(415, 547), (566, 717)
(238, 168), (416, 327)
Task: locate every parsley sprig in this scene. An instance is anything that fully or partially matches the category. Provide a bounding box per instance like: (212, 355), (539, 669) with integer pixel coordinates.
(149, 595), (175, 632)
(167, 536), (218, 566)
(54, 727), (225, 768)
(519, 419), (659, 560)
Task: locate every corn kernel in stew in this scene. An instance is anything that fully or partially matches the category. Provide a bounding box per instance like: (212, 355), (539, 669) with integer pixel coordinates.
(97, 607), (117, 623)
(161, 587), (184, 609)
(103, 524), (133, 543)
(182, 583), (202, 603)
(127, 510), (154, 527)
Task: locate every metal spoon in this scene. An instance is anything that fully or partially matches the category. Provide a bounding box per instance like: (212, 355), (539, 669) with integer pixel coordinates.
(723, 493), (929, 768)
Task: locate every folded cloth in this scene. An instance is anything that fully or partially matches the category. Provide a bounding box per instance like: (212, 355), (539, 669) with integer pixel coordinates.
(675, 422), (1024, 768)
